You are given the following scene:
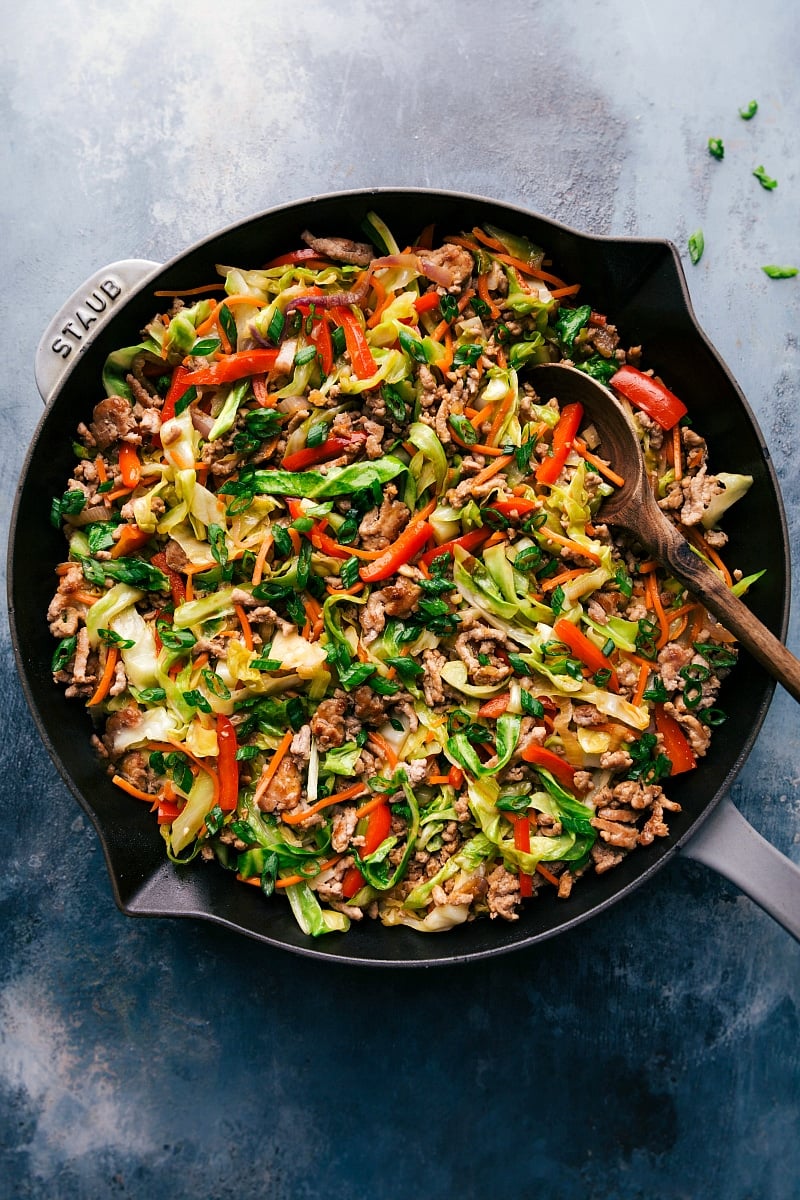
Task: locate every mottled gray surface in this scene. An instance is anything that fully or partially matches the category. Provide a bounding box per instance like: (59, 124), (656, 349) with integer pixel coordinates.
(2, 2), (799, 1197)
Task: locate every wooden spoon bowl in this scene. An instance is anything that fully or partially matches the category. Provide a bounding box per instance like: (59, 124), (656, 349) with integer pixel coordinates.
(532, 363), (800, 703)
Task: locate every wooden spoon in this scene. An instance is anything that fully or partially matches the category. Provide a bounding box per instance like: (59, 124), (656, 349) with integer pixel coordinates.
(532, 363), (800, 702)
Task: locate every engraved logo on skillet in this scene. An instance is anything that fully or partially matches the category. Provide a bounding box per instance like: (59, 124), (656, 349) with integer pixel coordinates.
(50, 278), (123, 358)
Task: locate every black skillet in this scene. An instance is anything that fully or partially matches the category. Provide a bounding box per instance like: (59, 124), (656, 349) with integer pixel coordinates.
(9, 189), (800, 964)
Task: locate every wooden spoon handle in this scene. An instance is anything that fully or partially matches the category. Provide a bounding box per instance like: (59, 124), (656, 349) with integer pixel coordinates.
(651, 522), (800, 702)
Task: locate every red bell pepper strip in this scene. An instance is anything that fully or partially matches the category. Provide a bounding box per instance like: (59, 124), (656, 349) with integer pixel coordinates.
(535, 402), (584, 485)
(161, 364), (193, 423)
(181, 349), (279, 388)
(520, 743), (577, 790)
(309, 311), (334, 375)
(150, 551), (186, 606)
(513, 815), (533, 897)
(448, 765), (465, 789)
(477, 693), (511, 719)
(281, 433), (364, 473)
(654, 704), (697, 774)
(330, 306), (378, 379)
(157, 799), (182, 826)
(216, 714), (240, 811)
(359, 521), (433, 583)
(553, 617), (620, 693)
(310, 522), (351, 560)
(418, 528), (489, 568)
(341, 801), (392, 898)
(609, 365), (688, 431)
(489, 496), (540, 519)
(341, 866), (365, 900)
(413, 291), (442, 315)
(118, 443), (142, 489)
(263, 248), (330, 269)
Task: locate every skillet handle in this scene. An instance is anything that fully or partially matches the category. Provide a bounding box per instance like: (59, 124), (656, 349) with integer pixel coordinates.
(36, 259), (161, 406)
(680, 794), (800, 941)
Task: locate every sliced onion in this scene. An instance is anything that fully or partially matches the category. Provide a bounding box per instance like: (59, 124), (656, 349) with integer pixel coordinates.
(191, 409), (215, 438)
(274, 337), (298, 374)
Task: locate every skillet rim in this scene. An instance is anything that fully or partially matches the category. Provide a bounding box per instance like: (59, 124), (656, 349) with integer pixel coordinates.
(8, 186), (790, 966)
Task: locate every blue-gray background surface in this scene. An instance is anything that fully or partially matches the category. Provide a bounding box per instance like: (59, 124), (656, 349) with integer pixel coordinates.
(2, 2), (798, 1197)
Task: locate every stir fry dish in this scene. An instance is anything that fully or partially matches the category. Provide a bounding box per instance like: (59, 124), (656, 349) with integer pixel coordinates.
(47, 214), (760, 936)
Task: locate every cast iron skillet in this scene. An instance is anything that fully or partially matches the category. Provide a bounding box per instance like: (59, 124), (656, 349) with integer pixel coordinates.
(10, 188), (800, 965)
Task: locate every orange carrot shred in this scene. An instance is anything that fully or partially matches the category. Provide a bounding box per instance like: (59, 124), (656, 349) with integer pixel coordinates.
(253, 731), (294, 807)
(87, 645), (119, 706)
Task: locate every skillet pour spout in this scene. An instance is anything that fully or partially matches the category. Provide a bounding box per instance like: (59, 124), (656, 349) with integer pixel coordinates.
(10, 188), (800, 962)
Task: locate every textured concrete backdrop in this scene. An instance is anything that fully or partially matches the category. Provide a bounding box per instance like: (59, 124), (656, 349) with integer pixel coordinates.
(2, 2), (798, 1197)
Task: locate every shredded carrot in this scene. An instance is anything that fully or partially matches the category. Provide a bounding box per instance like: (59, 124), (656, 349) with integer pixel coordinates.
(445, 233), (482, 254)
(665, 601), (698, 624)
(483, 530), (508, 549)
(632, 661), (651, 708)
(71, 590), (102, 607)
(646, 573), (672, 649)
(427, 775), (451, 785)
(432, 287), (474, 341)
(437, 327), (454, 374)
(253, 730), (294, 807)
(326, 542), (384, 561)
(355, 642), (370, 663)
(471, 453), (515, 487)
(280, 782), (370, 826)
(112, 774), (162, 804)
(184, 574), (194, 602)
(87, 645), (119, 706)
(193, 293), (267, 338)
(251, 532), (273, 586)
(470, 227), (506, 254)
(487, 384), (516, 446)
(367, 732), (399, 769)
(104, 487), (133, 503)
(635, 560), (660, 574)
(494, 252), (569, 289)
(540, 567), (588, 592)
(234, 603), (253, 650)
(368, 271), (386, 312)
(572, 436), (625, 488)
(669, 612), (690, 643)
(477, 273), (501, 319)
(538, 527), (602, 564)
(354, 793), (390, 819)
(549, 283), (583, 299)
(326, 581), (365, 597)
(673, 424), (683, 481)
(449, 428), (508, 456)
(684, 526), (733, 588)
(273, 855), (343, 889)
(94, 455), (108, 485)
(536, 863), (561, 887)
(411, 497), (438, 524)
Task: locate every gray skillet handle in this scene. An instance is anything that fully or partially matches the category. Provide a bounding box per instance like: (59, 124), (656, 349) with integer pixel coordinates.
(36, 259), (161, 406)
(681, 795), (800, 941)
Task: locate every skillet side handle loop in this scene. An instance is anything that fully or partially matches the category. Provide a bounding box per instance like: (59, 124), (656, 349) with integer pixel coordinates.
(35, 259), (161, 406)
(681, 795), (800, 941)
